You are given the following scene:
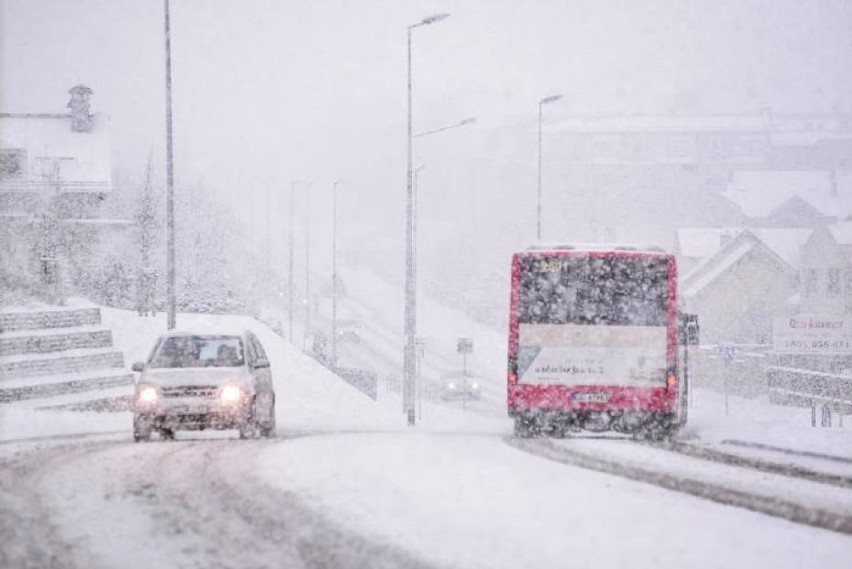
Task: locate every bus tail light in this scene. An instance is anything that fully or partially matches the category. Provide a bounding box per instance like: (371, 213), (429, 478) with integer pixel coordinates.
(666, 375), (678, 389)
(508, 372), (518, 384)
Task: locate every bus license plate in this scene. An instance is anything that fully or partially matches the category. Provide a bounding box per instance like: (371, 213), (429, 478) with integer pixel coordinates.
(572, 392), (610, 403)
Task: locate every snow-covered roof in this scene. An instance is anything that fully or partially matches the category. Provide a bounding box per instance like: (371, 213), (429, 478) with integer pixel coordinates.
(770, 131), (852, 146)
(749, 228), (812, 266)
(524, 243), (668, 254)
(723, 171), (828, 217)
(544, 112), (852, 136)
(546, 114), (769, 134)
(677, 227), (811, 266)
(0, 113), (112, 194)
(677, 228), (741, 259)
(681, 228), (804, 298)
(683, 239), (756, 298)
(829, 221), (852, 246)
(722, 170), (852, 218)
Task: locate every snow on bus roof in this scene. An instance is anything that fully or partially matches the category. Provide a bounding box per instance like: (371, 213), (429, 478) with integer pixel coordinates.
(523, 243), (669, 254)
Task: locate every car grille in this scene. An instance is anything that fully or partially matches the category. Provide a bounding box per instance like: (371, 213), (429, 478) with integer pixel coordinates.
(160, 385), (218, 398)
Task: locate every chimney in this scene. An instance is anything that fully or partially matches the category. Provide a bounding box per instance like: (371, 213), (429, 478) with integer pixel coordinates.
(67, 85), (93, 132)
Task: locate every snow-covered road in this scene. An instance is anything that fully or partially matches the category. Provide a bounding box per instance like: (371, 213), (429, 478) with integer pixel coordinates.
(1, 435), (432, 569)
(2, 427), (850, 569)
(2, 308), (851, 568)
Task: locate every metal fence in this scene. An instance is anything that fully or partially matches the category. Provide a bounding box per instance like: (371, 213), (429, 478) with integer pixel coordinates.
(766, 366), (852, 427)
(691, 345), (852, 428)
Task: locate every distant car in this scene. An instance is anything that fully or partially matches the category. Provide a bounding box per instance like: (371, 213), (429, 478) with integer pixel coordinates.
(131, 330), (276, 441)
(336, 319), (362, 344)
(440, 375), (481, 401)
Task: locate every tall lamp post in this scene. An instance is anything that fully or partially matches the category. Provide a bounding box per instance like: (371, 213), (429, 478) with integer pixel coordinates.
(411, 115), (475, 414)
(288, 181), (297, 343)
(331, 179), (341, 366)
(304, 186), (311, 350)
(405, 12), (450, 426)
(164, 0), (176, 329)
(413, 117), (476, 139)
(537, 93), (562, 243)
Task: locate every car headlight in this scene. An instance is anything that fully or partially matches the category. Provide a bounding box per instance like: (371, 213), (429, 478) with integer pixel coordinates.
(138, 386), (158, 403)
(447, 382), (457, 390)
(219, 384), (244, 404)
(471, 382), (479, 390)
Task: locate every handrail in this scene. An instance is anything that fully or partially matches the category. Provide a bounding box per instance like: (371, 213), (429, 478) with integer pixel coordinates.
(766, 366), (852, 428)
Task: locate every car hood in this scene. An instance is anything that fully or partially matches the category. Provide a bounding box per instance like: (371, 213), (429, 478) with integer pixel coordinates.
(138, 367), (250, 387)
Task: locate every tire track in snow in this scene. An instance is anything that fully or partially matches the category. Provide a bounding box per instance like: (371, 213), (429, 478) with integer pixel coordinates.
(120, 436), (441, 569)
(644, 439), (852, 489)
(505, 436), (852, 536)
(0, 443), (108, 569)
(2, 433), (444, 569)
(720, 439), (852, 466)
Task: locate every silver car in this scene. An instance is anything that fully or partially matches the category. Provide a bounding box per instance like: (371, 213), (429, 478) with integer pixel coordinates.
(440, 375), (481, 401)
(131, 330), (276, 441)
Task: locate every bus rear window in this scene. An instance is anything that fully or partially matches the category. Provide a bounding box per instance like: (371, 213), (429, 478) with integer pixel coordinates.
(517, 255), (669, 326)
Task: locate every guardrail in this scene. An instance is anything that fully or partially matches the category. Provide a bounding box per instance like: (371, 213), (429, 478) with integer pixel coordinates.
(303, 349), (378, 401)
(766, 366), (852, 428)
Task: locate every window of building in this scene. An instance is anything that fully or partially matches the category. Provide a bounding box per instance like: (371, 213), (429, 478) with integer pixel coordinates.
(804, 269), (819, 294)
(0, 148), (26, 178)
(827, 268), (841, 296)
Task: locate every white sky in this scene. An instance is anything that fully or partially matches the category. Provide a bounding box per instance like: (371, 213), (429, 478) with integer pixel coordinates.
(2, 0), (852, 264)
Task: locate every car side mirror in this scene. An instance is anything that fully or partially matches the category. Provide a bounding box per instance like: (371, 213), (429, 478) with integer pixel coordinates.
(131, 361), (145, 372)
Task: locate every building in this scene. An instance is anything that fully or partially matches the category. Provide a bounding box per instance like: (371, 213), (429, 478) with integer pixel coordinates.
(0, 86), (130, 303)
(680, 228), (811, 344)
(539, 110), (852, 246)
(722, 170), (852, 227)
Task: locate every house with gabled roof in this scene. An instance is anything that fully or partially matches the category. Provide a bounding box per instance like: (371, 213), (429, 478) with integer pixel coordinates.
(798, 222), (852, 316)
(680, 222), (851, 354)
(675, 227), (742, 274)
(0, 86), (130, 303)
(722, 170), (852, 227)
(681, 229), (806, 344)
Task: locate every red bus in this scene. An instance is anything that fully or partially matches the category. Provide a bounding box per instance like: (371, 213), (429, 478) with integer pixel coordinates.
(507, 245), (690, 438)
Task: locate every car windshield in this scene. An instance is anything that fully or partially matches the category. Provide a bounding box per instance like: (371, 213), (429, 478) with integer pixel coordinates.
(148, 335), (244, 368)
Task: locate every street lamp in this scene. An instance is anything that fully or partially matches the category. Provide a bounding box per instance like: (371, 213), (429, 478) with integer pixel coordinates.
(304, 184), (312, 350)
(414, 117), (477, 139)
(413, 164), (425, 316)
(164, 0), (176, 329)
(331, 179), (341, 366)
(288, 181), (297, 343)
(405, 12), (450, 426)
(537, 93), (562, 242)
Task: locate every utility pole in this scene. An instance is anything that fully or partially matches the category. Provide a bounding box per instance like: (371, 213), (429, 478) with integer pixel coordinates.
(164, 0), (176, 329)
(536, 94), (562, 243)
(304, 188), (311, 350)
(288, 181), (296, 343)
(332, 180), (341, 365)
(265, 185), (271, 287)
(404, 12), (450, 427)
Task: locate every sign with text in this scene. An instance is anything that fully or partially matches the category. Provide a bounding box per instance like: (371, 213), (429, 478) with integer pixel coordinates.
(772, 315), (852, 354)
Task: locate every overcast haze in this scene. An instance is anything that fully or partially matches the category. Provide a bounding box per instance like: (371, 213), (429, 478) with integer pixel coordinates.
(1, 4), (852, 565)
(2, 0), (852, 268)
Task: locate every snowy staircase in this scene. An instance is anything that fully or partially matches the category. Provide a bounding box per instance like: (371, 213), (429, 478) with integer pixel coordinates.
(0, 307), (133, 403)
